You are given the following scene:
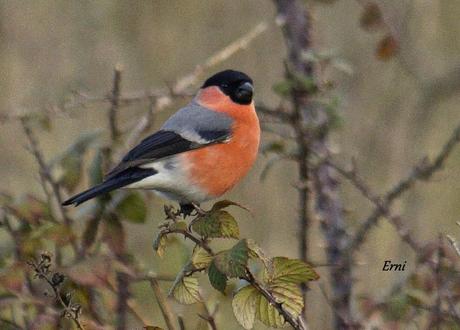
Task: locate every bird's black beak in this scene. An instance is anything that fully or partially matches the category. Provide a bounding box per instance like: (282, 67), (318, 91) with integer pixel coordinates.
(235, 82), (253, 104)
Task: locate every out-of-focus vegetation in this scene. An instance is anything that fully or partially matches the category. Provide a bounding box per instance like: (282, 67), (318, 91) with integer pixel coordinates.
(2, 1), (460, 329)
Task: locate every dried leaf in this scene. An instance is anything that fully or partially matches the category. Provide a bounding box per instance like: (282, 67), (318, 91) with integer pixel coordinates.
(360, 2), (384, 31)
(376, 34), (399, 61)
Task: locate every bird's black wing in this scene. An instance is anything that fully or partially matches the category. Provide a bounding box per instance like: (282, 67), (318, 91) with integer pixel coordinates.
(105, 129), (230, 179)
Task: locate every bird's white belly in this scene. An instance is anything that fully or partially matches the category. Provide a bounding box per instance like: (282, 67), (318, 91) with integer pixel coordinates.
(124, 156), (209, 203)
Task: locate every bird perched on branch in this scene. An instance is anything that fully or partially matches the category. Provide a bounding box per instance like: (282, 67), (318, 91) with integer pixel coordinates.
(62, 70), (260, 214)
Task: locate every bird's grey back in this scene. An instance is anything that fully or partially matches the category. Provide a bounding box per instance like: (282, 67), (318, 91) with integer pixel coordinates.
(161, 100), (233, 143)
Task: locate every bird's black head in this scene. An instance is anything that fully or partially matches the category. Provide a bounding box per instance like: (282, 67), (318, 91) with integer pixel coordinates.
(202, 70), (254, 105)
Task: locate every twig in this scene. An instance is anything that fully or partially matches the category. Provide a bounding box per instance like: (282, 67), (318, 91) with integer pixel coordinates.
(328, 159), (423, 252)
(349, 122), (460, 252)
(197, 297), (218, 330)
(160, 208), (305, 330)
(150, 277), (178, 330)
(109, 66), (122, 143)
(446, 221), (460, 257)
(21, 118), (79, 254)
(28, 253), (83, 329)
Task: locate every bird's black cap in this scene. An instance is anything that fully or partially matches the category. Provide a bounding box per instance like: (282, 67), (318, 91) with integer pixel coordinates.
(202, 70), (253, 88)
(202, 70), (254, 105)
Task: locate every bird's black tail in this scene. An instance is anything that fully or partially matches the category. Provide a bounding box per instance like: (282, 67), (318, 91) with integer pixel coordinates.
(62, 167), (157, 206)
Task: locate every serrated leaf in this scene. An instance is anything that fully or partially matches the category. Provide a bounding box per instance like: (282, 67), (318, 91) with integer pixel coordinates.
(116, 192), (147, 223)
(211, 200), (250, 213)
(232, 285), (259, 329)
(256, 293), (285, 328)
(270, 282), (304, 317)
(192, 210), (239, 239)
(214, 240), (249, 278)
(254, 281), (304, 328)
(170, 276), (201, 305)
(264, 257), (319, 284)
(153, 232), (167, 258)
(191, 246), (213, 269)
(208, 261), (227, 293)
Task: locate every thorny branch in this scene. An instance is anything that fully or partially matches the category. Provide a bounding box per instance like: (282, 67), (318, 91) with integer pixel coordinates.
(20, 118), (79, 254)
(109, 66), (122, 143)
(348, 122), (460, 252)
(28, 253), (83, 330)
(161, 207), (306, 330)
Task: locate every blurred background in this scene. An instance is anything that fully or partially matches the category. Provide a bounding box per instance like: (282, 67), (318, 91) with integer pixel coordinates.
(1, 0), (460, 329)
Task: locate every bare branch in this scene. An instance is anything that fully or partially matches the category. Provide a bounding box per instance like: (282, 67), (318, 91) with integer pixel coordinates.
(21, 118), (79, 254)
(349, 122), (460, 252)
(109, 66), (122, 143)
(150, 277), (178, 330)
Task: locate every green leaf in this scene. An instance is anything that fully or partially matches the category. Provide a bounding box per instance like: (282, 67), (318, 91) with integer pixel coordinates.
(208, 261), (227, 293)
(264, 257), (319, 284)
(116, 192), (147, 223)
(191, 246), (213, 269)
(214, 239), (249, 278)
(192, 210), (239, 239)
(273, 80), (294, 97)
(170, 276), (201, 305)
(89, 149), (104, 186)
(232, 285), (259, 329)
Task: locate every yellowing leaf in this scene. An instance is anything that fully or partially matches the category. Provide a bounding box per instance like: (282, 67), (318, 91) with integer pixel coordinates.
(153, 232), (167, 258)
(211, 200), (250, 213)
(264, 257), (319, 284)
(376, 34), (399, 61)
(191, 246), (213, 269)
(232, 285), (259, 329)
(270, 282), (304, 317)
(214, 240), (249, 278)
(170, 276), (201, 305)
(116, 192), (147, 223)
(256, 293), (285, 328)
(208, 261), (227, 293)
(192, 210), (239, 239)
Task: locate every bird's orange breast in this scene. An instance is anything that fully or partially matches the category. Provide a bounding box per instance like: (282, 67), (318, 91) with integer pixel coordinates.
(181, 87), (260, 198)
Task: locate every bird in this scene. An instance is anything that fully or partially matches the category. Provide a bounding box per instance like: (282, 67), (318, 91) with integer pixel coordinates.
(62, 70), (260, 214)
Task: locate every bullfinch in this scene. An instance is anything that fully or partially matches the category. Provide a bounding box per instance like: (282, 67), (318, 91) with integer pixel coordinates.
(62, 70), (260, 213)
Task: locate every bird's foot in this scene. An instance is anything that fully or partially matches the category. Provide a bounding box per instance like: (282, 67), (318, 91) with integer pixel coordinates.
(179, 203), (197, 217)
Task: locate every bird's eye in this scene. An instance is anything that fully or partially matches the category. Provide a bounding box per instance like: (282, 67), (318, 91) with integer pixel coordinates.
(221, 83), (229, 89)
